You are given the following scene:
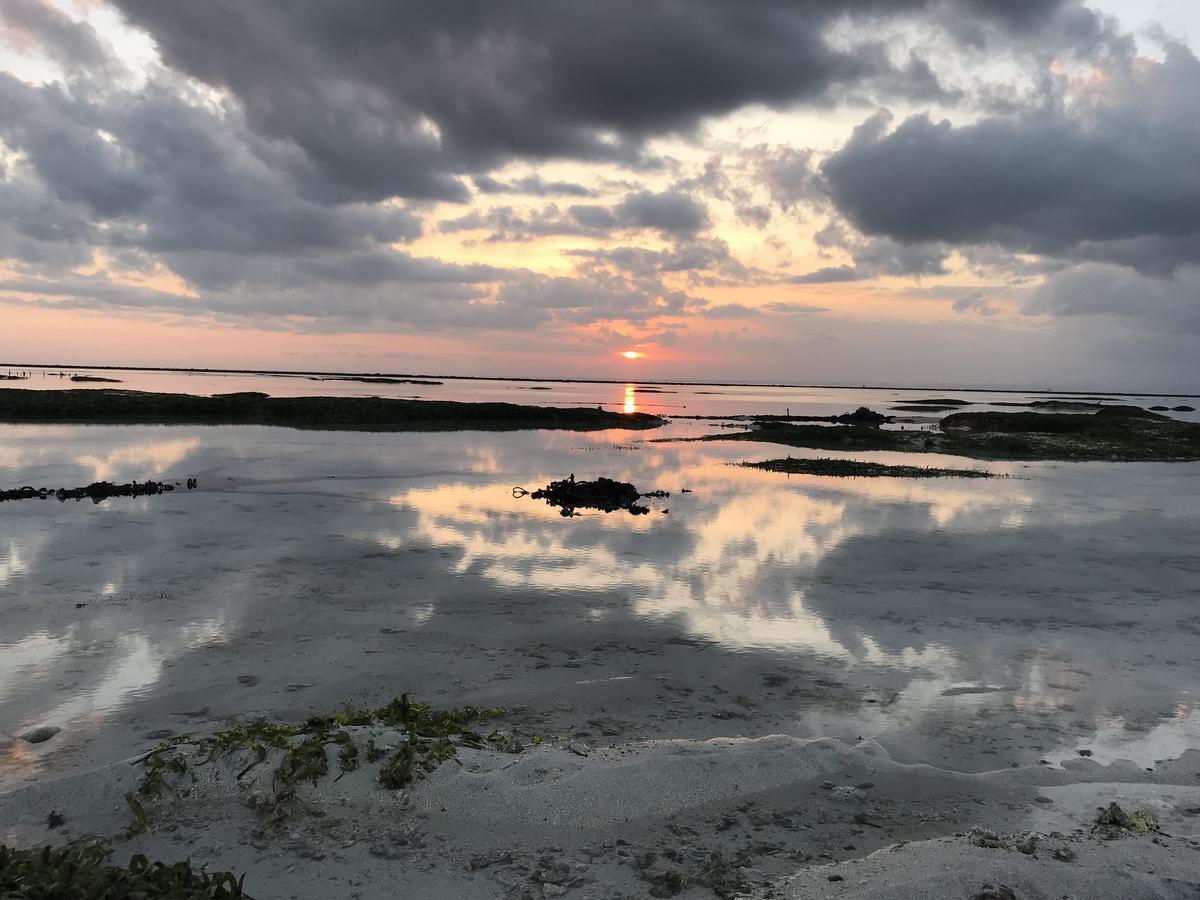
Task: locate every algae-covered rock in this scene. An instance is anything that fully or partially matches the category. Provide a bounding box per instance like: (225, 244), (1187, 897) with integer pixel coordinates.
(1094, 802), (1158, 835)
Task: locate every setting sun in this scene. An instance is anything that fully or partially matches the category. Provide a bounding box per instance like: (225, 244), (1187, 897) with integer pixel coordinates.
(621, 350), (643, 360)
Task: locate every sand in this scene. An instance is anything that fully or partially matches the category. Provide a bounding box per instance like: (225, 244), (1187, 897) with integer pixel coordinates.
(3, 733), (1200, 898)
(4, 423), (1200, 897)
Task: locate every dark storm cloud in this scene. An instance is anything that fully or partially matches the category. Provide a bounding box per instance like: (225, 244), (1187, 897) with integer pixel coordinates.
(822, 45), (1200, 276)
(103, 0), (1091, 203)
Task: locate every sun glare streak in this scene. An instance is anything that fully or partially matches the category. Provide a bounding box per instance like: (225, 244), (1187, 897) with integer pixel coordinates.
(623, 384), (636, 414)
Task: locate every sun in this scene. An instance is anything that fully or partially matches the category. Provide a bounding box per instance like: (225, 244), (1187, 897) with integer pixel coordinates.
(620, 350), (643, 360)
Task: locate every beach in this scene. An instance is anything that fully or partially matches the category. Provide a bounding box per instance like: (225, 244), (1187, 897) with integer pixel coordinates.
(2, 382), (1200, 897)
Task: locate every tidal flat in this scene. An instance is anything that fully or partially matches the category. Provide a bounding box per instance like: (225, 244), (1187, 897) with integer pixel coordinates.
(2, 404), (1200, 898)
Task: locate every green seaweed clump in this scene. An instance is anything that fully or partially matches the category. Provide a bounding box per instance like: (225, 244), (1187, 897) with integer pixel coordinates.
(1093, 802), (1159, 837)
(0, 840), (249, 898)
(128, 694), (507, 829)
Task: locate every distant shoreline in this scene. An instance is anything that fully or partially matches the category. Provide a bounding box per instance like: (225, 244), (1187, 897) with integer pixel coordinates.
(0, 388), (663, 432)
(2, 362), (1197, 399)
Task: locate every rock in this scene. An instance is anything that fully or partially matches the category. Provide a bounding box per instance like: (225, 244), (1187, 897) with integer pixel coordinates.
(832, 407), (890, 426)
(1173, 405), (1196, 412)
(971, 886), (1017, 900)
(237, 675), (259, 687)
(642, 868), (684, 897)
(22, 726), (61, 744)
(1013, 832), (1039, 855)
(970, 829), (1008, 850)
(1077, 748), (1093, 757)
(1052, 847), (1077, 862)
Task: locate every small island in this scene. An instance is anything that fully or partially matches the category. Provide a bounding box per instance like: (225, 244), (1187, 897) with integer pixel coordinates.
(0, 388), (664, 432)
(701, 405), (1200, 462)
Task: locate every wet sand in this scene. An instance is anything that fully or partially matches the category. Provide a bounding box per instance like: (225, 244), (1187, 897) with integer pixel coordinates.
(2, 422), (1200, 896)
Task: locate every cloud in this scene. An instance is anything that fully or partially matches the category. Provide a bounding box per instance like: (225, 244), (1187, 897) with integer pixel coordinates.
(793, 237), (950, 283)
(614, 190), (709, 234)
(952, 288), (998, 315)
(440, 190), (710, 241)
(103, 0), (1095, 203)
(1024, 263), (1200, 334)
(0, 75), (422, 253)
(567, 238), (748, 280)
(821, 43), (1200, 276)
(472, 174), (595, 197)
(0, 0), (120, 79)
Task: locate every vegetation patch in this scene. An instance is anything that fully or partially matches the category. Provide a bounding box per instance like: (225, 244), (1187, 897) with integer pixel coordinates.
(127, 694), (507, 830)
(0, 388), (663, 432)
(741, 457), (995, 478)
(309, 375), (442, 386)
(907, 398), (972, 406)
(1093, 802), (1159, 838)
(892, 405), (963, 412)
(698, 406), (1200, 462)
(0, 840), (249, 898)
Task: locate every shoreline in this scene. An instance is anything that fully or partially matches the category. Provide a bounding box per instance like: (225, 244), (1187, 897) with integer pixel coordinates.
(0, 388), (663, 432)
(5, 727), (1199, 899)
(3, 363), (1198, 399)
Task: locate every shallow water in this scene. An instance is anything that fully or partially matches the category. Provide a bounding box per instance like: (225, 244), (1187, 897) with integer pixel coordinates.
(1, 414), (1199, 791)
(5, 365), (1199, 421)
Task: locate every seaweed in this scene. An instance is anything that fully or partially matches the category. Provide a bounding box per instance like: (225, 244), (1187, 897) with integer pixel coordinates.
(127, 695), (507, 828)
(0, 840), (250, 898)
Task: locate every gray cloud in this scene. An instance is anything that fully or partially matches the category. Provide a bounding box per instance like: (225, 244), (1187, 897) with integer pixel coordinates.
(822, 44), (1200, 276)
(103, 0), (1093, 204)
(794, 237), (950, 283)
(567, 239), (748, 280)
(440, 190), (710, 242)
(473, 174), (595, 198)
(952, 288), (998, 315)
(0, 0), (119, 79)
(1024, 263), (1200, 334)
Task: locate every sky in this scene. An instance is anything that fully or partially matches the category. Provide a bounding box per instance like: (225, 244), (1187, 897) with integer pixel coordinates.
(0, 1), (1197, 389)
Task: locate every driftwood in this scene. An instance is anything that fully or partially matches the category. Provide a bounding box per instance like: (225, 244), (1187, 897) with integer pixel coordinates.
(514, 475), (669, 517)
